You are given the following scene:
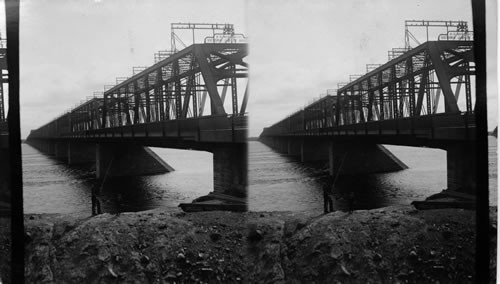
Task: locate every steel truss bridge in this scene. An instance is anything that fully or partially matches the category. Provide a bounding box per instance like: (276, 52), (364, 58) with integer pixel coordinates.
(0, 35), (7, 128)
(261, 40), (475, 148)
(260, 30), (477, 195)
(28, 43), (248, 148)
(0, 34), (9, 216)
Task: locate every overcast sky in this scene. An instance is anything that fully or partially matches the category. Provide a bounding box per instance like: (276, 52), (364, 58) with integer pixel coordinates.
(247, 0), (497, 136)
(19, 0), (246, 138)
(9, 0), (499, 138)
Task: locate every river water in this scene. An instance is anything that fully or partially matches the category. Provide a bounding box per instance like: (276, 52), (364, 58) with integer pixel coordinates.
(248, 137), (497, 215)
(23, 137), (497, 216)
(22, 144), (213, 216)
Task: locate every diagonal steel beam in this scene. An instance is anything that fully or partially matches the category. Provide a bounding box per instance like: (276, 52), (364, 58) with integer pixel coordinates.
(195, 45), (226, 115)
(239, 81), (249, 114)
(428, 42), (460, 113)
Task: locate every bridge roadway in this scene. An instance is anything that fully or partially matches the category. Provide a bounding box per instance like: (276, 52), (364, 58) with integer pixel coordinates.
(27, 43), (248, 201)
(260, 40), (477, 196)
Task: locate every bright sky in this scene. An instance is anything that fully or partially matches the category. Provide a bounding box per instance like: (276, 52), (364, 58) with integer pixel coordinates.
(19, 0), (246, 138)
(247, 0), (497, 136)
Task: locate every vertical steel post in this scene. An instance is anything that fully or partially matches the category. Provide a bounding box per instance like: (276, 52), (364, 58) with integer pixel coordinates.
(231, 64), (238, 116)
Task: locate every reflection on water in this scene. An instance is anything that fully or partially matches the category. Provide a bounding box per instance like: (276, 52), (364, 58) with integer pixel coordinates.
(249, 137), (497, 215)
(22, 144), (213, 217)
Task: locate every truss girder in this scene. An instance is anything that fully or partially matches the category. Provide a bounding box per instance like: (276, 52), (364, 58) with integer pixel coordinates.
(30, 43), (248, 138)
(264, 41), (474, 137)
(99, 43), (247, 129)
(0, 47), (7, 123)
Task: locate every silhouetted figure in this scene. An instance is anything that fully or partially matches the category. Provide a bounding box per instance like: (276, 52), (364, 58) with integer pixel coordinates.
(323, 176), (334, 213)
(92, 185), (102, 216)
(347, 191), (355, 213)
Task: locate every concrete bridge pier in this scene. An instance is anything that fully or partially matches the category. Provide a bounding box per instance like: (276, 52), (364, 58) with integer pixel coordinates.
(445, 142), (476, 194)
(292, 138), (408, 175)
(212, 144), (247, 198)
(271, 138), (287, 154)
(28, 140), (49, 155)
(328, 142), (408, 176)
(287, 139), (301, 156)
(301, 140), (330, 162)
(96, 143), (174, 178)
(67, 142), (96, 165)
(31, 140), (55, 156)
(0, 134), (10, 214)
(54, 142), (69, 160)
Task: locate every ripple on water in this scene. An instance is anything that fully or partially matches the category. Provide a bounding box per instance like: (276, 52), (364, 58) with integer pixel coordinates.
(249, 138), (497, 214)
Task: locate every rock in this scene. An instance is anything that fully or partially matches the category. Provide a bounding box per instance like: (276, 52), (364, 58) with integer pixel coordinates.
(97, 248), (110, 262)
(210, 232), (222, 242)
(248, 229), (263, 242)
(107, 265), (119, 278)
(233, 231), (243, 238)
(165, 271), (177, 280)
(24, 231), (32, 244)
(408, 250), (418, 263)
(340, 264), (351, 276)
(295, 221), (307, 231)
(140, 255), (150, 264)
(433, 265), (445, 271)
(41, 265), (54, 281)
(373, 253), (382, 262)
(177, 253), (186, 263)
(442, 230), (453, 239)
(201, 267), (214, 273)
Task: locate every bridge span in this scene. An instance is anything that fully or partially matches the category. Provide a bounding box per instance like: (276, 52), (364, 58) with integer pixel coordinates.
(260, 39), (476, 196)
(27, 37), (248, 203)
(0, 35), (9, 215)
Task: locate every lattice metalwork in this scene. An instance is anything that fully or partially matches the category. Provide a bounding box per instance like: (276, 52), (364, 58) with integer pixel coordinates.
(28, 43), (248, 139)
(0, 33), (7, 123)
(262, 41), (474, 137)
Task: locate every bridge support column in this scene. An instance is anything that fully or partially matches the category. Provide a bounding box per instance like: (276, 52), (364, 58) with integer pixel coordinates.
(279, 139), (288, 154)
(270, 138), (287, 154)
(329, 142), (408, 175)
(301, 140), (330, 162)
(54, 142), (69, 160)
(67, 142), (96, 165)
(287, 139), (301, 156)
(445, 142), (476, 194)
(96, 144), (174, 179)
(0, 137), (10, 214)
(47, 142), (56, 156)
(328, 143), (335, 176)
(212, 144), (247, 197)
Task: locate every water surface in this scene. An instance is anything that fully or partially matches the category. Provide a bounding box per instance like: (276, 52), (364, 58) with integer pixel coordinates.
(23, 144), (213, 217)
(249, 137), (497, 215)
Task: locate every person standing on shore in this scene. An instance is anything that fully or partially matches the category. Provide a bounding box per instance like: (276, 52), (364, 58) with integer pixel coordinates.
(91, 185), (102, 216)
(347, 191), (355, 213)
(323, 176), (334, 213)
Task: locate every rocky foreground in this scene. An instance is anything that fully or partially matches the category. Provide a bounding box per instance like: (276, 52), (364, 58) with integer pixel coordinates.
(11, 206), (497, 283)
